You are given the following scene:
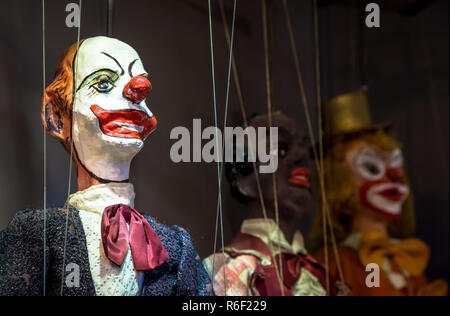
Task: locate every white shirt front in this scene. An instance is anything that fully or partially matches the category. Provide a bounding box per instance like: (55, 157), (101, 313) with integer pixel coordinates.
(67, 183), (143, 296)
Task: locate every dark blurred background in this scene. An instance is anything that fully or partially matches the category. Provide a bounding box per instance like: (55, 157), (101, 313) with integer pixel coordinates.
(0, 0), (448, 281)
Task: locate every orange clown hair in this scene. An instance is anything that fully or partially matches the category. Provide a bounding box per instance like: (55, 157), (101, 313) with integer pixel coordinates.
(41, 40), (84, 151)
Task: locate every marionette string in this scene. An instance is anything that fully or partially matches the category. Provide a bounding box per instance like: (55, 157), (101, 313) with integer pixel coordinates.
(312, 0), (329, 292)
(262, 0), (285, 296)
(42, 0), (47, 296)
(219, 0), (246, 126)
(313, 0), (346, 286)
(218, 0), (285, 295)
(311, 0), (330, 292)
(61, 0), (82, 296)
(282, 0), (346, 288)
(207, 0), (227, 294)
(210, 0), (238, 295)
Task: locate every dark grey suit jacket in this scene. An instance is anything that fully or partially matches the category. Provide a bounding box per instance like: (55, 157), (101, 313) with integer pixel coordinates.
(0, 207), (213, 296)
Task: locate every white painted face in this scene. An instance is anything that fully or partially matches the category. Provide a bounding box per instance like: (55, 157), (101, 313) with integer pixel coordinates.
(72, 36), (156, 182)
(352, 146), (409, 220)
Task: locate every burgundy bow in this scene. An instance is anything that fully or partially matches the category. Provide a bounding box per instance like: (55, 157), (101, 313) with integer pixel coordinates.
(250, 253), (333, 296)
(101, 204), (169, 271)
(226, 233), (334, 296)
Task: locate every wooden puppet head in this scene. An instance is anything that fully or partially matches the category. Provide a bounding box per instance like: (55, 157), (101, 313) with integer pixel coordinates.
(41, 36), (155, 184)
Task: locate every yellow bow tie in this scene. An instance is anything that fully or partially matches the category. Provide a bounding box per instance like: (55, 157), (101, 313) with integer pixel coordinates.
(358, 231), (430, 276)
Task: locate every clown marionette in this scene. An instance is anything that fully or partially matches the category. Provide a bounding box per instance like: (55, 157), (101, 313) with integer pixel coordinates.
(310, 91), (448, 296)
(203, 112), (341, 296)
(0, 36), (213, 296)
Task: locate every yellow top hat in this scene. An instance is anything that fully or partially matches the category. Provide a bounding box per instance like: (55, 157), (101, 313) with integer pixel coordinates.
(323, 90), (390, 138)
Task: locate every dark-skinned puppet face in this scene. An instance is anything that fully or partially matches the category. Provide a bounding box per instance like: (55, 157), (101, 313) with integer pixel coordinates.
(42, 36), (155, 182)
(226, 113), (312, 219)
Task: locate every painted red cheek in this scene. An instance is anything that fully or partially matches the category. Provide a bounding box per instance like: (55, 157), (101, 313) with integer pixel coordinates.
(387, 167), (404, 182)
(359, 180), (403, 221)
(123, 76), (152, 103)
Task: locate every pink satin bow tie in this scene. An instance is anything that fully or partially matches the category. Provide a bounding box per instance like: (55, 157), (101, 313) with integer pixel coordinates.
(101, 204), (169, 271)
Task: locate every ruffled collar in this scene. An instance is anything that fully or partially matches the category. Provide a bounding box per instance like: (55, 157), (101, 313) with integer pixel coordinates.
(240, 218), (307, 255)
(67, 183), (135, 215)
(340, 231), (400, 250)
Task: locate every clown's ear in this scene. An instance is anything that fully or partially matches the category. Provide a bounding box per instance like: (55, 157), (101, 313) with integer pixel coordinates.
(41, 91), (72, 150)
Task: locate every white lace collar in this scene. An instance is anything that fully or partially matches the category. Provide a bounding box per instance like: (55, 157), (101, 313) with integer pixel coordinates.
(67, 183), (135, 215)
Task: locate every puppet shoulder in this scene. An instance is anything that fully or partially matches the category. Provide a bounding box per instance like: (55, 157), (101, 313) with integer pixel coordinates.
(1, 207), (80, 241)
(143, 214), (197, 257)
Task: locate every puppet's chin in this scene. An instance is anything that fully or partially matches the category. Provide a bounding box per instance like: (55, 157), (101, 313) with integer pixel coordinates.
(72, 125), (145, 182)
(100, 132), (145, 152)
(360, 181), (409, 221)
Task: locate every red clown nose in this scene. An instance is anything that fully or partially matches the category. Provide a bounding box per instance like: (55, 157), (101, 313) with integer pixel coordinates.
(387, 167), (405, 182)
(123, 76), (152, 103)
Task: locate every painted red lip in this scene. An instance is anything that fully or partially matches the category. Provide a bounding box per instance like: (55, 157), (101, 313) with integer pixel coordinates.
(288, 167), (310, 188)
(91, 105), (157, 140)
(378, 187), (406, 202)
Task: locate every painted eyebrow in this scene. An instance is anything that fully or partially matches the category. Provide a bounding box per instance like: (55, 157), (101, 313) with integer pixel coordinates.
(101, 52), (125, 75)
(128, 59), (148, 78)
(128, 59), (138, 77)
(76, 68), (118, 92)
